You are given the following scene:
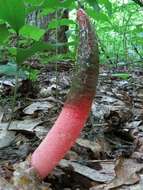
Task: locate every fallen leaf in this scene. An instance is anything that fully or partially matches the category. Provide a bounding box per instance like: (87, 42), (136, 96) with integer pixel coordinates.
(76, 138), (102, 158)
(90, 158), (143, 190)
(0, 119), (42, 132)
(23, 101), (53, 115)
(59, 159), (115, 182)
(0, 129), (16, 148)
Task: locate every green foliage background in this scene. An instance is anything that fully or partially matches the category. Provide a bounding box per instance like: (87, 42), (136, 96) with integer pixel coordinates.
(0, 0), (142, 78)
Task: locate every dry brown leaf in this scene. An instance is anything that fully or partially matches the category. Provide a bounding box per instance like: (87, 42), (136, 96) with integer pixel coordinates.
(90, 158), (143, 190)
(23, 101), (53, 115)
(0, 119), (42, 131)
(59, 159), (115, 183)
(76, 138), (102, 157)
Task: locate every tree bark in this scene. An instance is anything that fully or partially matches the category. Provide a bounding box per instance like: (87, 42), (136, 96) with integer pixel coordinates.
(27, 8), (69, 52)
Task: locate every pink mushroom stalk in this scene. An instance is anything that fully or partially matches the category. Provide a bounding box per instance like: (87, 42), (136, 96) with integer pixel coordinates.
(31, 9), (99, 178)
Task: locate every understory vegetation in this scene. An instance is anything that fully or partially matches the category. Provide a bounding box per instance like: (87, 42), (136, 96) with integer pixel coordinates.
(0, 0), (142, 79)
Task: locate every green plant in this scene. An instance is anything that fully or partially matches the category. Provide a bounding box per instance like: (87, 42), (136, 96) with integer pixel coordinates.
(0, 0), (77, 129)
(0, 0), (77, 75)
(111, 72), (130, 80)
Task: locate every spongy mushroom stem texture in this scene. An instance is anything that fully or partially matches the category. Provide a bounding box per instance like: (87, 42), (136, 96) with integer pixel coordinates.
(31, 9), (99, 178)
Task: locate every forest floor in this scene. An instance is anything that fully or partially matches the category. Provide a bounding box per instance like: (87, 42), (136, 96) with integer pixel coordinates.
(0, 61), (143, 190)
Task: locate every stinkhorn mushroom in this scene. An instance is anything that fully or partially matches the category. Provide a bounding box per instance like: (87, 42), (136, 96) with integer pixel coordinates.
(31, 9), (99, 178)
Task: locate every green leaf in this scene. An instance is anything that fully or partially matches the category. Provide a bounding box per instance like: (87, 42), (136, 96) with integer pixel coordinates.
(42, 0), (75, 10)
(40, 8), (55, 16)
(60, 0), (75, 9)
(24, 0), (44, 6)
(31, 0), (76, 14)
(24, 0), (44, 14)
(0, 63), (17, 76)
(8, 47), (17, 56)
(0, 62), (27, 77)
(132, 26), (143, 33)
(112, 73), (130, 80)
(0, 24), (9, 44)
(98, 0), (112, 14)
(0, 19), (5, 24)
(16, 41), (56, 64)
(86, 0), (100, 11)
(48, 19), (75, 29)
(87, 9), (109, 23)
(28, 69), (39, 81)
(136, 37), (143, 45)
(42, 0), (61, 9)
(19, 25), (45, 41)
(0, 0), (26, 32)
(16, 41), (72, 64)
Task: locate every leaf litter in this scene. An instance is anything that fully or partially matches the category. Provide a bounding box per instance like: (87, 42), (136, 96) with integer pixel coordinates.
(0, 64), (143, 189)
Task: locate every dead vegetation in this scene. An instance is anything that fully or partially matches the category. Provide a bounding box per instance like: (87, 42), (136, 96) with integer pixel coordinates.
(0, 63), (143, 190)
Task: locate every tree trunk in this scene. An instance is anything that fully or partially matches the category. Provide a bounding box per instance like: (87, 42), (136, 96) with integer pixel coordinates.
(27, 9), (69, 54)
